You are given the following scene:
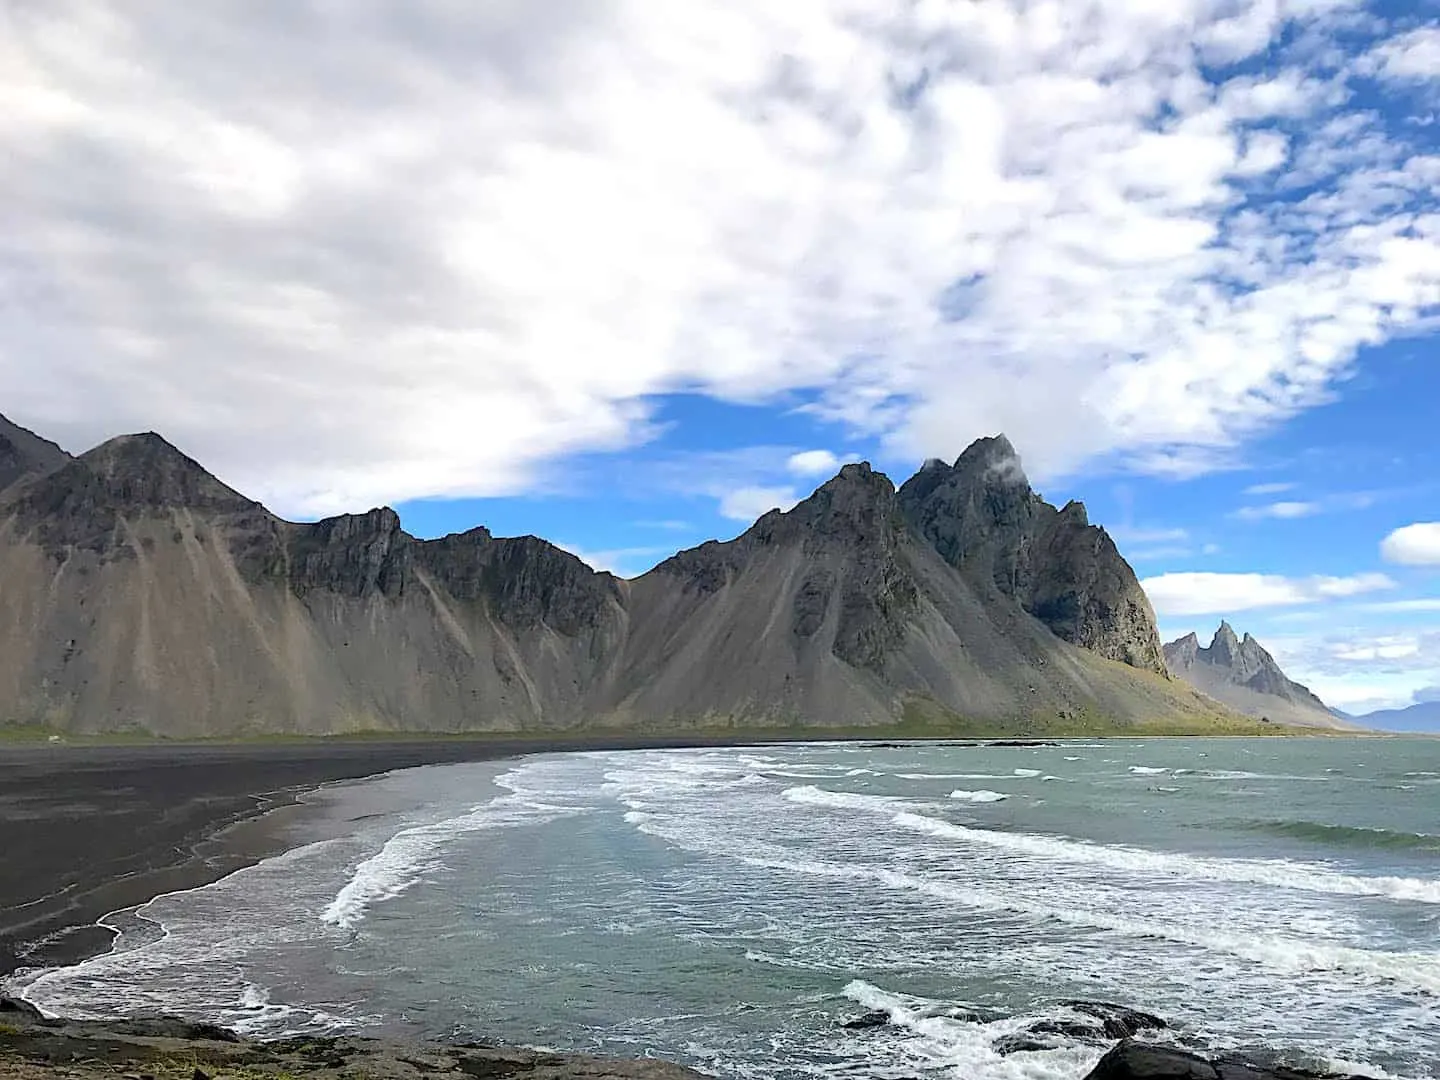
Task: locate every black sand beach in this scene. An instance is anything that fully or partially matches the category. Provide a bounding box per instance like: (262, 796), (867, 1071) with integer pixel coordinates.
(0, 733), (807, 980)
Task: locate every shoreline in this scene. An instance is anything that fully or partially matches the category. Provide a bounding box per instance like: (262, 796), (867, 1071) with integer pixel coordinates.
(0, 729), (1404, 984)
(0, 728), (1022, 983)
(0, 734), (700, 982)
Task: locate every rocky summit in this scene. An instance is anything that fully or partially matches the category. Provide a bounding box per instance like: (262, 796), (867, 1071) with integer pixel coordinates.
(1163, 623), (1351, 730)
(0, 414), (1236, 737)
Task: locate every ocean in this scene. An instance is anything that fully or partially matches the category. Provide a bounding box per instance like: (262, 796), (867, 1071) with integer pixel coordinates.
(10, 739), (1440, 1080)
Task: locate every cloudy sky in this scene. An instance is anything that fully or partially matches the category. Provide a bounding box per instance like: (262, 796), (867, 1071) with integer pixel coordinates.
(3, 0), (1438, 715)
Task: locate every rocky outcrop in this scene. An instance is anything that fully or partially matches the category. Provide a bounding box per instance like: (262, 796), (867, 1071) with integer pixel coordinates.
(0, 1000), (707, 1080)
(0, 416), (70, 495)
(1163, 624), (1350, 730)
(0, 414), (1233, 737)
(1082, 1040), (1369, 1080)
(897, 436), (1166, 674)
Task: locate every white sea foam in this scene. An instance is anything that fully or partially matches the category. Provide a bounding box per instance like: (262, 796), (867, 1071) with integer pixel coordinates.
(781, 786), (913, 812)
(778, 784), (1440, 907)
(1012, 769), (1042, 778)
(890, 811), (1440, 906)
(840, 980), (1108, 1080)
(896, 772), (1012, 781)
(321, 778), (581, 930)
(1199, 770), (1333, 782)
(949, 789), (1010, 803)
(1129, 766), (1170, 775)
(715, 846), (1440, 997)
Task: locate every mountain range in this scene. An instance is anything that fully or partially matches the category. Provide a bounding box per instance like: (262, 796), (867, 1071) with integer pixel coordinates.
(1161, 624), (1355, 731)
(1346, 700), (1440, 733)
(0, 413), (1257, 739)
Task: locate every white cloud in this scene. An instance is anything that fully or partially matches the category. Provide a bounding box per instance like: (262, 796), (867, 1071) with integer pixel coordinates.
(1360, 27), (1440, 82)
(1358, 598), (1440, 613)
(1330, 638), (1421, 661)
(1232, 500), (1322, 520)
(787, 449), (844, 477)
(1142, 571), (1396, 615)
(1259, 627), (1440, 712)
(3, 3), (1438, 515)
(1381, 522), (1440, 565)
(1242, 481), (1296, 495)
(718, 485), (799, 522)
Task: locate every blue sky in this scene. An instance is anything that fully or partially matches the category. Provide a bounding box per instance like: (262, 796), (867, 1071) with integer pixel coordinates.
(3, 0), (1438, 713)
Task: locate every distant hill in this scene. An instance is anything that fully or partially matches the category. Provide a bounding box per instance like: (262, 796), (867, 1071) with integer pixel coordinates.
(1350, 701), (1440, 733)
(0, 413), (1242, 737)
(1163, 623), (1356, 730)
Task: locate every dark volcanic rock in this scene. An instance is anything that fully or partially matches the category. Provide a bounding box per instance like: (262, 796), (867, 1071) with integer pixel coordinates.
(648, 462), (920, 674)
(0, 415), (70, 495)
(419, 530), (622, 637)
(0, 1007), (709, 1080)
(1083, 1041), (1369, 1080)
(1062, 1001), (1168, 1039)
(0, 996), (47, 1022)
(8, 433), (267, 555)
(841, 1010), (891, 1030)
(897, 438), (1166, 674)
(994, 1034), (1066, 1056)
(286, 507), (413, 599)
(1027, 1019), (1107, 1040)
(770, 464), (918, 672)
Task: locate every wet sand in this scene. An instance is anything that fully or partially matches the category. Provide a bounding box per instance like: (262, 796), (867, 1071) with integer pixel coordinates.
(0, 733), (801, 979)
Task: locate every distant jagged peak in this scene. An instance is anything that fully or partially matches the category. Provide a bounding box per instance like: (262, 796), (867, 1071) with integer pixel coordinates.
(1210, 619), (1241, 654)
(1166, 631), (1201, 658)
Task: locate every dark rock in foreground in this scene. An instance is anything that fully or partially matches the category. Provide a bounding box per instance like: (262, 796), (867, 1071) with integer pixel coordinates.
(1062, 1001), (1168, 1039)
(1083, 1041), (1372, 1080)
(0, 1000), (706, 1080)
(841, 1010), (891, 1030)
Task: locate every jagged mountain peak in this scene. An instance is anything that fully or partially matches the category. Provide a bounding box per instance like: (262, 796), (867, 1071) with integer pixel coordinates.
(72, 431), (259, 512)
(896, 437), (1164, 674)
(953, 433), (1028, 486)
(1163, 624), (1347, 729)
(0, 412), (72, 494)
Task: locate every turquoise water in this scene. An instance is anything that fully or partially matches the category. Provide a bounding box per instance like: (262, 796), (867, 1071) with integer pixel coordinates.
(12, 739), (1440, 1079)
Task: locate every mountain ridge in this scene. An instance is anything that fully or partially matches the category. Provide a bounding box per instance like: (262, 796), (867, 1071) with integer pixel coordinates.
(1347, 700), (1440, 733)
(0, 415), (1242, 737)
(0, 414), (72, 495)
(1162, 623), (1353, 730)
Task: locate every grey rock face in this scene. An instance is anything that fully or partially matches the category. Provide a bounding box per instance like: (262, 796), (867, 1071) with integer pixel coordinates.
(418, 530), (623, 637)
(286, 508), (413, 599)
(8, 433), (266, 557)
(897, 439), (1167, 674)
(0, 415), (70, 495)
